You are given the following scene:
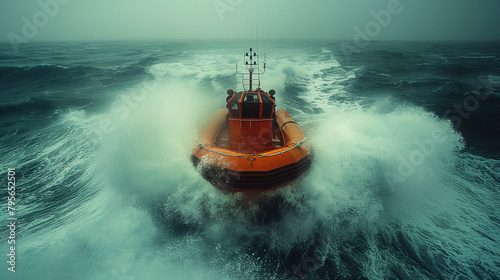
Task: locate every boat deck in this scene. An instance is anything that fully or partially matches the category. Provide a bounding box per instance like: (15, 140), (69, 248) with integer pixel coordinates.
(214, 118), (283, 149)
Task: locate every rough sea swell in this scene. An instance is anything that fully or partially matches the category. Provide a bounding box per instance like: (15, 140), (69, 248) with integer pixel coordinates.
(0, 41), (499, 279)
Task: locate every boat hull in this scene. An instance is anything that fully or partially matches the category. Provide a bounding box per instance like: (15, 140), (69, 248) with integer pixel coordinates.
(191, 154), (311, 191)
(192, 109), (312, 192)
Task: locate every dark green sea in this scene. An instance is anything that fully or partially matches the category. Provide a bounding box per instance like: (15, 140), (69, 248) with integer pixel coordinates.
(1, 40), (499, 279)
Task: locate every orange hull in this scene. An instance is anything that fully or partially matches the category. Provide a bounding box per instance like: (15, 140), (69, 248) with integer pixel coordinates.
(192, 109), (312, 191)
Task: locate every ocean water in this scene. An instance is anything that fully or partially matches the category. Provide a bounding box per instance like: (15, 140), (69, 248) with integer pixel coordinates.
(0, 40), (499, 279)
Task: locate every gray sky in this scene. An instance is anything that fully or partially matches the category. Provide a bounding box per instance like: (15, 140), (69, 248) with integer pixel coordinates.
(1, 0), (500, 42)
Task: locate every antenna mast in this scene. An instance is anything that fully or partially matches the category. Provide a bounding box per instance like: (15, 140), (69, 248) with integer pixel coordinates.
(236, 48), (266, 91)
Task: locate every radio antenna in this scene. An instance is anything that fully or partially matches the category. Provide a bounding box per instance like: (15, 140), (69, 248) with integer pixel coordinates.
(256, 25), (261, 77)
(236, 47), (266, 91)
(262, 27), (267, 71)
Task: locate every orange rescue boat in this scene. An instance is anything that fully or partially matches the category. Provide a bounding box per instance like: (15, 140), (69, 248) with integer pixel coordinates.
(191, 48), (312, 191)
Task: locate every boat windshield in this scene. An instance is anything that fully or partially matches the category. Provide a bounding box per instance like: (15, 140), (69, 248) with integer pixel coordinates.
(241, 93), (260, 118)
(228, 92), (241, 118)
(261, 93), (274, 118)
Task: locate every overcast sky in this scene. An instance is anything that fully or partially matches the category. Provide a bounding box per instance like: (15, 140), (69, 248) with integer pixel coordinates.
(1, 0), (500, 42)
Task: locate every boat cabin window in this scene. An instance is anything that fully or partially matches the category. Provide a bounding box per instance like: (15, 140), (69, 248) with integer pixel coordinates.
(261, 93), (274, 118)
(241, 93), (260, 118)
(228, 92), (241, 118)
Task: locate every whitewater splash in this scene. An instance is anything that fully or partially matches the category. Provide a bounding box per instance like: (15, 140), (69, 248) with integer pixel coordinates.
(1, 43), (499, 279)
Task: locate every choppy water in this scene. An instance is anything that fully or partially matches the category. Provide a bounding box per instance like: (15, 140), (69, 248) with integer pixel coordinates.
(1, 40), (499, 279)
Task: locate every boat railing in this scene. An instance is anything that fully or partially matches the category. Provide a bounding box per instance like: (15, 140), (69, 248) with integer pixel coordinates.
(196, 137), (307, 159)
(236, 47), (265, 91)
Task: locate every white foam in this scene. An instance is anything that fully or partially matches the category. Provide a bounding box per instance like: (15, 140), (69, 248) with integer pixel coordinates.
(5, 45), (500, 279)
